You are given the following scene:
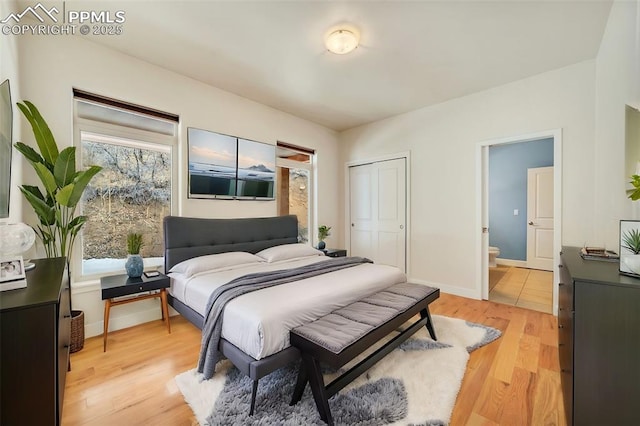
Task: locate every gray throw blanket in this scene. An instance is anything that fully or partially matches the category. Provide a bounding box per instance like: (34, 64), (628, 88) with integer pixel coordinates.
(197, 256), (372, 379)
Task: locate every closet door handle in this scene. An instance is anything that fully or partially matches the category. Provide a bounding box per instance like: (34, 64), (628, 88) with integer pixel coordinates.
(528, 221), (534, 225)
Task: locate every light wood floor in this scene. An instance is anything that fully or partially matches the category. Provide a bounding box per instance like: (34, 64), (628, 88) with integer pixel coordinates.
(62, 293), (565, 425)
(489, 266), (553, 314)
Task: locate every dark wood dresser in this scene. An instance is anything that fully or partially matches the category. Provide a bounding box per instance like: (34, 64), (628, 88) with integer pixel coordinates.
(0, 257), (70, 425)
(559, 247), (640, 426)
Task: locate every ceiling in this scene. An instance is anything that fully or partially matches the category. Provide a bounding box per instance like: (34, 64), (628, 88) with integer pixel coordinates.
(68, 0), (612, 131)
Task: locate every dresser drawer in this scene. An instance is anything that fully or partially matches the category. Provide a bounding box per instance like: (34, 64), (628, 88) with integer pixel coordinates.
(558, 262), (573, 310)
(58, 286), (71, 345)
(57, 282), (71, 421)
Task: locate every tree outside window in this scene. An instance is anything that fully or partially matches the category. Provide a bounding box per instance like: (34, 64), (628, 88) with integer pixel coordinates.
(81, 134), (171, 275)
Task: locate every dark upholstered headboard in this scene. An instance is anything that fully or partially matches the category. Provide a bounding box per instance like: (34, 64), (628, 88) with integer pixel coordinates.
(163, 215), (299, 272)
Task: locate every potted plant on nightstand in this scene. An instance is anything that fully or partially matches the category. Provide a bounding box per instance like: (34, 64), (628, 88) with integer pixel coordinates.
(125, 232), (144, 278)
(317, 225), (331, 250)
(15, 101), (102, 353)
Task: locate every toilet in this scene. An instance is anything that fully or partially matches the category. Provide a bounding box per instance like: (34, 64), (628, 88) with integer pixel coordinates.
(489, 246), (500, 267)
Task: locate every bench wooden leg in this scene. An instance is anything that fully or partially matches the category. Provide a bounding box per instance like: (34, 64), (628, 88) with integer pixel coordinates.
(302, 353), (333, 425)
(249, 379), (258, 415)
(421, 307), (437, 341)
(290, 361), (308, 405)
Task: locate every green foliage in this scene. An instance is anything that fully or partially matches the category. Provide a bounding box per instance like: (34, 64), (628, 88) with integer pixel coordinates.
(15, 101), (102, 260)
(628, 175), (640, 201)
(318, 225), (331, 241)
(622, 229), (640, 254)
(126, 233), (144, 255)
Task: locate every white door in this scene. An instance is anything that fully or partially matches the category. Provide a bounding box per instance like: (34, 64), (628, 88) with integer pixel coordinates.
(349, 165), (375, 261)
(527, 166), (554, 271)
(349, 158), (406, 271)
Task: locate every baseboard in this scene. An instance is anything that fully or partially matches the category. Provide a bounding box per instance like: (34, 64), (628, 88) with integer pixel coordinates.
(71, 279), (101, 294)
(72, 278), (178, 338)
(496, 258), (527, 268)
(85, 306), (178, 338)
(407, 277), (481, 300)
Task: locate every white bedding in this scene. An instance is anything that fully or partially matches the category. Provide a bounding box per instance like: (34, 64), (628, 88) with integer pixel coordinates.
(169, 255), (407, 360)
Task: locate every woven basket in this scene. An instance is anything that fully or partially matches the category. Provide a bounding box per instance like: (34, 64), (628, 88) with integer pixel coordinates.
(70, 310), (85, 353)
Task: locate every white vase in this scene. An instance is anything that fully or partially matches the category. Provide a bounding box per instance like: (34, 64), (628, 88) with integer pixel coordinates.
(622, 254), (640, 275)
(0, 223), (35, 256)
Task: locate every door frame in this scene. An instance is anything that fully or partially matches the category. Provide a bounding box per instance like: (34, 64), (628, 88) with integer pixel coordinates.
(476, 130), (562, 315)
(345, 151), (411, 273)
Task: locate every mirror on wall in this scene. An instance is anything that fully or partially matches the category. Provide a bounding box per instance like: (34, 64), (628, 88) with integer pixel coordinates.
(625, 105), (640, 182)
(0, 79), (12, 220)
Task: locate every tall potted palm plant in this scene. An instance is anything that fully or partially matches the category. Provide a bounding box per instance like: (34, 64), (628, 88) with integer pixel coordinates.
(15, 100), (102, 352)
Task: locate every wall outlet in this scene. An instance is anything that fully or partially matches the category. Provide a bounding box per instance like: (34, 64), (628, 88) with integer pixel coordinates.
(514, 209), (519, 216)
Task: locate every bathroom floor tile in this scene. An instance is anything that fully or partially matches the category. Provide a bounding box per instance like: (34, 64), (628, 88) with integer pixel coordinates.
(503, 270), (529, 284)
(489, 291), (518, 305)
(493, 282), (523, 297)
(515, 299), (553, 314)
(520, 289), (552, 304)
(489, 267), (509, 290)
(522, 279), (552, 291)
(528, 269), (553, 281)
(497, 279), (525, 291)
(489, 266), (552, 314)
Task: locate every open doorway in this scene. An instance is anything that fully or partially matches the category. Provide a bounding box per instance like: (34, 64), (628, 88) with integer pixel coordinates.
(276, 142), (314, 243)
(478, 130), (562, 315)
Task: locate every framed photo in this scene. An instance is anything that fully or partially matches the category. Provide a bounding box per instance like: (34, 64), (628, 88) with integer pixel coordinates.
(187, 127), (276, 200)
(235, 138), (275, 199)
(619, 220), (640, 277)
(187, 128), (237, 199)
(0, 256), (26, 283)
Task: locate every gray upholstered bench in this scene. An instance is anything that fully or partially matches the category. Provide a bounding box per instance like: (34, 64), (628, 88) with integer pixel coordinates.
(289, 282), (440, 425)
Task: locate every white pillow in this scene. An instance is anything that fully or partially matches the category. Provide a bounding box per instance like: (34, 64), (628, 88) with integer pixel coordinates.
(169, 252), (264, 277)
(256, 243), (324, 263)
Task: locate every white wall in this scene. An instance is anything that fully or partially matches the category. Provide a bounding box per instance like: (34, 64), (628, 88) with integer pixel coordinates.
(15, 34), (340, 336)
(594, 0), (640, 248)
(340, 61), (596, 298)
(339, 0), (640, 299)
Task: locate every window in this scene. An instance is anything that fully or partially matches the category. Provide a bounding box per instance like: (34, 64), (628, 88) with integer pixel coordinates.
(73, 92), (178, 279)
(276, 142), (314, 243)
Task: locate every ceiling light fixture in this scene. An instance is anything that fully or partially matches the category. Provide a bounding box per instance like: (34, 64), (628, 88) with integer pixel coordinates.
(325, 29), (359, 55)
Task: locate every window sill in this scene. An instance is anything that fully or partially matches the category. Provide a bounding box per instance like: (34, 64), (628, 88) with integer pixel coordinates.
(74, 257), (164, 285)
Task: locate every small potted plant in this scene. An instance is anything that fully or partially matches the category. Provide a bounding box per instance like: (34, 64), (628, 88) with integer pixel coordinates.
(622, 228), (640, 254)
(317, 225), (331, 250)
(125, 232), (144, 278)
(622, 228), (640, 274)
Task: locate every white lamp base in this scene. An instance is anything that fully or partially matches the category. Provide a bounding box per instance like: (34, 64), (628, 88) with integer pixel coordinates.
(0, 279), (27, 292)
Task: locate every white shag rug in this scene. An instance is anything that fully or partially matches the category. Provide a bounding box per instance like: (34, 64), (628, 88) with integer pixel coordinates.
(175, 315), (501, 425)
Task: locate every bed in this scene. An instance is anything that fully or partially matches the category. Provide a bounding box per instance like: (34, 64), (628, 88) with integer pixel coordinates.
(163, 215), (407, 410)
